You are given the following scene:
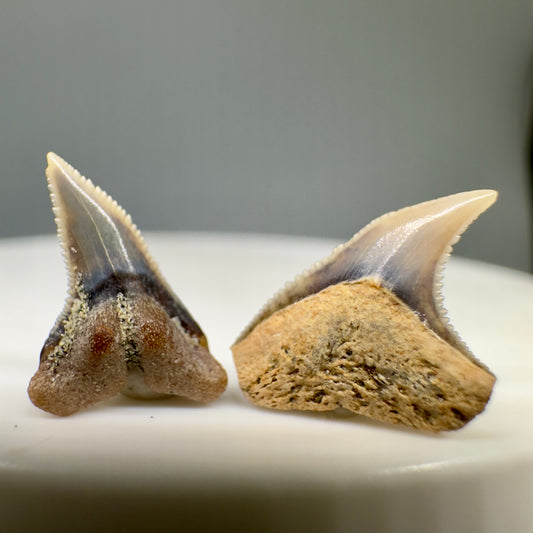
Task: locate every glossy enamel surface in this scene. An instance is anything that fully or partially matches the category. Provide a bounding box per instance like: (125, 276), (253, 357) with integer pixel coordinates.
(236, 190), (497, 362)
(46, 153), (204, 341)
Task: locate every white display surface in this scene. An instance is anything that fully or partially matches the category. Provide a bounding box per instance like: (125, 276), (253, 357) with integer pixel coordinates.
(1, 233), (532, 533)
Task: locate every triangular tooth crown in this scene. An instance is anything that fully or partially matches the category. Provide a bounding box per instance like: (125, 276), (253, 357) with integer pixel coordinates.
(236, 190), (498, 356)
(46, 152), (205, 343)
(46, 152), (160, 295)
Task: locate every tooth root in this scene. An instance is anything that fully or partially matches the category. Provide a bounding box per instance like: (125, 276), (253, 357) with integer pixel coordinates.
(232, 279), (495, 432)
(28, 296), (128, 416)
(28, 291), (227, 416)
(124, 294), (228, 403)
(28, 153), (227, 415)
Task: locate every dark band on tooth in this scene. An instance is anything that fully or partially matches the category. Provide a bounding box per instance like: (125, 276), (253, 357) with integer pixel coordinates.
(84, 271), (206, 344)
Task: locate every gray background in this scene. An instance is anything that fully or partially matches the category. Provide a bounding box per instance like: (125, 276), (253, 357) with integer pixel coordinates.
(1, 0), (532, 271)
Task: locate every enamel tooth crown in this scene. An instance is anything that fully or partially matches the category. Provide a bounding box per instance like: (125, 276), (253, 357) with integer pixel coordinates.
(232, 190), (498, 432)
(28, 153), (227, 416)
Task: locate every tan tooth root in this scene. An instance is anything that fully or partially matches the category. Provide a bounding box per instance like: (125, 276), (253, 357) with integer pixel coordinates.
(232, 279), (495, 432)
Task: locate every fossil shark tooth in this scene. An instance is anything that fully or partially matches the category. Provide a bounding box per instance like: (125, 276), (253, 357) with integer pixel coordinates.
(232, 190), (497, 431)
(28, 152), (227, 416)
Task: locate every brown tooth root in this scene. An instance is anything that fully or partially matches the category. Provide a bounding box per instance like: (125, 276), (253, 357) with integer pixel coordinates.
(28, 153), (227, 416)
(28, 295), (127, 417)
(233, 280), (495, 432)
(232, 191), (497, 431)
(127, 293), (227, 403)
(29, 290), (227, 416)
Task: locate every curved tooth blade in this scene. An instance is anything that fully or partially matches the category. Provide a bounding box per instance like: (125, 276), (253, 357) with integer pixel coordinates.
(236, 190), (497, 358)
(46, 152), (204, 342)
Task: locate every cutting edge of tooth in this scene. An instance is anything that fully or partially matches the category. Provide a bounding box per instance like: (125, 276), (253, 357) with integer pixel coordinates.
(425, 194), (493, 367)
(234, 189), (497, 347)
(288, 189), (497, 304)
(46, 152), (165, 297)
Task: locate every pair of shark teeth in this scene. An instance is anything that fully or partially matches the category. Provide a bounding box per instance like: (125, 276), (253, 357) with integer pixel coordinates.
(28, 153), (497, 431)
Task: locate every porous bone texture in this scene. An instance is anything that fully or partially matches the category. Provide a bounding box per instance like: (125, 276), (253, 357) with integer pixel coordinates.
(232, 279), (495, 432)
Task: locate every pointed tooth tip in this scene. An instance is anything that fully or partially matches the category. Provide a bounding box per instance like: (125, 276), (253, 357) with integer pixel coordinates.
(451, 189), (498, 209)
(46, 152), (68, 185)
(412, 189), (498, 229)
(448, 189), (498, 223)
(478, 189), (498, 208)
(46, 151), (61, 164)
(45, 152), (84, 188)
(464, 188), (497, 201)
(46, 152), (68, 175)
